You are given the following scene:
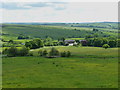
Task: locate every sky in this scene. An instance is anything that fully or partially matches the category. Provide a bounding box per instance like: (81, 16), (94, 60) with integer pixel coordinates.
(0, 1), (118, 23)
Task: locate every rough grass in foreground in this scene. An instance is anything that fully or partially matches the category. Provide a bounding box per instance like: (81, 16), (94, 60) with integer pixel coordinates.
(2, 57), (118, 88)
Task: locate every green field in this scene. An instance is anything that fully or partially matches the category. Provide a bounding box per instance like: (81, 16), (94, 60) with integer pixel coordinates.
(2, 47), (118, 88)
(1, 22), (118, 40)
(31, 46), (118, 57)
(1, 22), (119, 88)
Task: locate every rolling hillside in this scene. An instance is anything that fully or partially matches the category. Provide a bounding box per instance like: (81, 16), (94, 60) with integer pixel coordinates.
(1, 22), (118, 40)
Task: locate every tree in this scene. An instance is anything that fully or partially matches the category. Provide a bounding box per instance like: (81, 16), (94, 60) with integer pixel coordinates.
(44, 37), (53, 46)
(17, 35), (29, 39)
(94, 33), (99, 38)
(8, 40), (14, 43)
(102, 44), (110, 49)
(25, 39), (43, 49)
(61, 51), (66, 57)
(59, 41), (65, 46)
(29, 41), (38, 49)
(102, 38), (108, 45)
(28, 52), (33, 56)
(86, 38), (94, 46)
(42, 50), (48, 57)
(85, 35), (93, 39)
(25, 42), (32, 48)
(3, 46), (18, 57)
(66, 51), (71, 57)
(3, 46), (30, 57)
(61, 37), (65, 42)
(60, 51), (71, 57)
(17, 46), (29, 56)
(81, 40), (88, 46)
(116, 39), (120, 47)
(33, 38), (43, 48)
(38, 50), (43, 56)
(93, 38), (103, 47)
(49, 47), (59, 56)
(93, 28), (99, 32)
(108, 40), (116, 47)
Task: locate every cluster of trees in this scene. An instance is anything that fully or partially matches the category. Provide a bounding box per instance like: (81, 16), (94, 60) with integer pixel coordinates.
(2, 46), (71, 58)
(25, 37), (67, 49)
(60, 51), (71, 57)
(17, 34), (29, 39)
(82, 38), (120, 48)
(3, 46), (29, 57)
(25, 39), (43, 49)
(93, 28), (99, 32)
(25, 37), (60, 49)
(43, 37), (54, 46)
(2, 40), (22, 47)
(38, 47), (71, 57)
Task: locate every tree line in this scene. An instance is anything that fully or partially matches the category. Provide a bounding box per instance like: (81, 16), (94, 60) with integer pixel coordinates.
(3, 46), (71, 58)
(82, 38), (120, 48)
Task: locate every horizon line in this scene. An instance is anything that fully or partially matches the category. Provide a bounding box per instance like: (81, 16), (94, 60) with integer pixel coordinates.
(1, 21), (119, 24)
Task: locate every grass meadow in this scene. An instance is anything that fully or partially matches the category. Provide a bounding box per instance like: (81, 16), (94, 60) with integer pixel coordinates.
(2, 47), (118, 88)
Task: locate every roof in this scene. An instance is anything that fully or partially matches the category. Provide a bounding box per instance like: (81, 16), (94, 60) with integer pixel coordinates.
(65, 40), (75, 42)
(64, 40), (75, 43)
(79, 40), (87, 42)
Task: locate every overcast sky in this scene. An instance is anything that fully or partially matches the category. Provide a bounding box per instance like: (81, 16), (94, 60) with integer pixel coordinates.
(0, 2), (118, 23)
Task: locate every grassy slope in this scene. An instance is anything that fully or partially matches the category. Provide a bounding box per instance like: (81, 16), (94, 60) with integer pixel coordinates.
(31, 46), (118, 58)
(2, 24), (90, 40)
(2, 47), (118, 88)
(2, 23), (118, 40)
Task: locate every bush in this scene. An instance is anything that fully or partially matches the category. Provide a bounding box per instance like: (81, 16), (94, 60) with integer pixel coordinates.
(102, 44), (110, 49)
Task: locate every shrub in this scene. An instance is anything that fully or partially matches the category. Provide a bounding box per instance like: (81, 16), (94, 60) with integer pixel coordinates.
(102, 44), (110, 49)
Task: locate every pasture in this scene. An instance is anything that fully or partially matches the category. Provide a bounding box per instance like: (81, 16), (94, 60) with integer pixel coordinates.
(2, 47), (118, 88)
(31, 46), (118, 58)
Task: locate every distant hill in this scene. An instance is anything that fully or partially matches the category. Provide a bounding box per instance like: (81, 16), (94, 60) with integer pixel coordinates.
(1, 22), (118, 40)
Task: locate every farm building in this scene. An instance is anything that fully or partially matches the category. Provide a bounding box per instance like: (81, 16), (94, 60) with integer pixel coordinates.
(64, 40), (77, 46)
(79, 40), (88, 46)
